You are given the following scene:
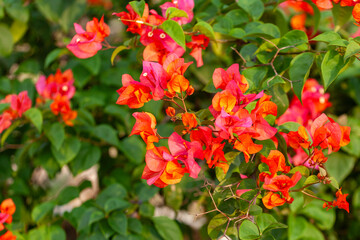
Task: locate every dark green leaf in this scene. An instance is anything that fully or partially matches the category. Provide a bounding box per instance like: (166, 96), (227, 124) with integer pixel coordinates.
(56, 186), (80, 205)
(290, 52), (315, 102)
(71, 143), (101, 175)
(236, 0), (264, 20)
(45, 122), (65, 151)
(268, 84), (289, 117)
(92, 124), (120, 147)
(31, 201), (55, 223)
(153, 216), (183, 240)
(345, 39), (360, 60)
(325, 152), (356, 184)
(321, 49), (348, 90)
(51, 137), (81, 166)
(104, 198), (130, 214)
(108, 212), (127, 235)
(78, 207), (105, 231)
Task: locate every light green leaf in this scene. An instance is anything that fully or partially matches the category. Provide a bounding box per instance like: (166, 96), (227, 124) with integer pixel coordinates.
(303, 175), (319, 186)
(31, 201), (55, 223)
(51, 137), (81, 166)
(166, 7), (188, 19)
(311, 31), (341, 43)
(193, 21), (216, 40)
(0, 24), (13, 56)
(239, 220), (260, 240)
(111, 46), (128, 65)
(129, 0), (145, 17)
(24, 108), (43, 133)
(160, 20), (185, 49)
(236, 0), (264, 20)
(344, 39), (360, 60)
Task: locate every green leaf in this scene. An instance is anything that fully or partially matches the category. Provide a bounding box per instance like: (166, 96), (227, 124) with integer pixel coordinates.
(79, 53), (101, 75)
(236, 0), (264, 20)
(325, 152), (356, 184)
(268, 84), (289, 117)
(99, 220), (115, 239)
(24, 108), (43, 133)
(78, 207), (105, 231)
(71, 143), (101, 175)
(321, 49), (348, 90)
(166, 7), (188, 19)
(160, 20), (185, 49)
(118, 136), (146, 164)
(108, 212), (127, 235)
(51, 137), (81, 166)
(164, 185), (183, 211)
(311, 31), (341, 43)
(277, 122), (301, 133)
(44, 49), (63, 68)
(0, 24), (13, 56)
(329, 176), (339, 189)
(278, 30), (308, 49)
(92, 124), (120, 147)
(303, 0), (320, 35)
(4, 0), (29, 22)
(290, 52), (315, 102)
(229, 28), (246, 39)
(45, 122), (65, 151)
(249, 205), (263, 216)
(332, 3), (353, 29)
(193, 21), (216, 40)
(104, 198), (131, 214)
(56, 186), (80, 205)
(28, 225), (66, 240)
(139, 203), (154, 218)
(10, 20), (27, 43)
(153, 216), (183, 240)
(0, 103), (10, 113)
(239, 220), (260, 240)
(129, 0), (145, 17)
(303, 175), (319, 186)
(207, 214), (229, 239)
(31, 201), (55, 223)
(300, 200), (335, 230)
(288, 215), (324, 240)
(128, 218), (143, 235)
(111, 46), (128, 65)
(289, 166), (310, 177)
(1, 120), (21, 146)
(244, 23), (280, 39)
(96, 184), (127, 208)
(257, 213), (287, 234)
(344, 39), (360, 60)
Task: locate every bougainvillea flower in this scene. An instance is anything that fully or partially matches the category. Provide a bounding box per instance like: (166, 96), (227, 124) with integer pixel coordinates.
(262, 172), (302, 201)
(167, 74), (190, 94)
(116, 74), (152, 108)
(215, 110), (253, 140)
(310, 114), (350, 153)
(233, 134), (263, 162)
(261, 150), (290, 177)
(113, 4), (149, 35)
(190, 126), (228, 173)
(0, 199), (15, 226)
(140, 61), (167, 100)
(334, 188), (350, 213)
(290, 13), (307, 31)
(262, 192), (287, 209)
(353, 3), (360, 22)
(130, 112), (159, 150)
(50, 95), (77, 126)
(163, 54), (192, 79)
(182, 113), (197, 132)
(166, 106), (176, 117)
(142, 146), (184, 188)
(0, 91), (32, 118)
(213, 64), (248, 92)
(186, 35), (210, 67)
(287, 126), (311, 149)
(160, 0), (194, 25)
(67, 23), (102, 59)
(0, 112), (12, 134)
(212, 90), (237, 114)
(86, 16), (110, 42)
(36, 69), (75, 100)
(311, 148), (328, 164)
(167, 132), (203, 178)
(0, 230), (16, 240)
(247, 94), (278, 141)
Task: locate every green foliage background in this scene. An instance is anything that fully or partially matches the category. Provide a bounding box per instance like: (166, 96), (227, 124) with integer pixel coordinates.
(0, 0), (360, 239)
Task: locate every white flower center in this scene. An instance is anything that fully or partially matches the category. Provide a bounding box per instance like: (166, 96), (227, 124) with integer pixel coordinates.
(143, 73), (148, 77)
(160, 33), (166, 39)
(148, 31), (153, 37)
